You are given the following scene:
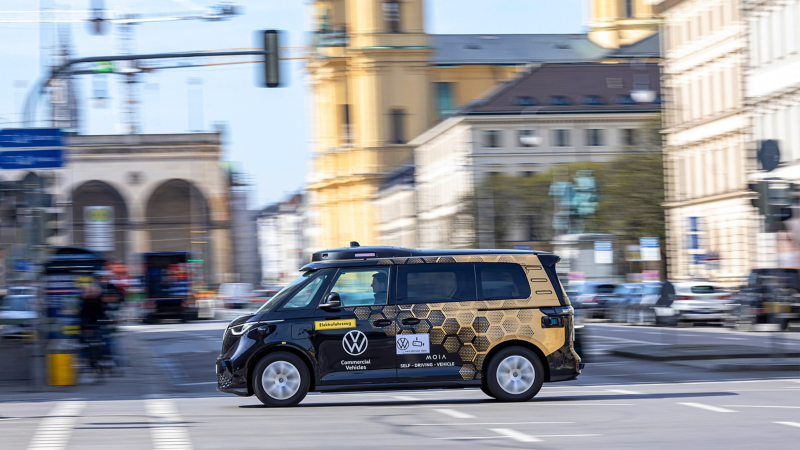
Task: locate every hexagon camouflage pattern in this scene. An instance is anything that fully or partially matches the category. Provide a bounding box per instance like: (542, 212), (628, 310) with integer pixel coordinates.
(344, 254), (567, 381)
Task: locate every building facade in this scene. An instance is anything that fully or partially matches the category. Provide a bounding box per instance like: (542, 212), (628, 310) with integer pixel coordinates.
(2, 133), (233, 283)
(306, 0), (658, 251)
(257, 194), (307, 286)
(657, 0), (752, 283)
(744, 0), (800, 268)
(412, 63), (662, 250)
(374, 165), (416, 247)
(588, 0), (661, 48)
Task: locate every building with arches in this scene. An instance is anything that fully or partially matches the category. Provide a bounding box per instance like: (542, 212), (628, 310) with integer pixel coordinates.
(2, 133), (233, 283)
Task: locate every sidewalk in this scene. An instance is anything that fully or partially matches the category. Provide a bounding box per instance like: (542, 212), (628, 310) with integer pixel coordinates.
(611, 344), (800, 372)
(0, 330), (168, 403)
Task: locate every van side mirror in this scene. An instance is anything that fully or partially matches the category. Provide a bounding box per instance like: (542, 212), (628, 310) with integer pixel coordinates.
(320, 292), (341, 309)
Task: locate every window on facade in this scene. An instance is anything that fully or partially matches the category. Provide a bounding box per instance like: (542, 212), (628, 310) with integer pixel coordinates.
(625, 0), (634, 18)
(341, 104), (352, 144)
(383, 0), (400, 33)
(475, 263), (531, 300)
(518, 129), (540, 147)
(548, 95), (572, 106)
(553, 129), (570, 147)
(483, 130), (502, 148)
(513, 96), (536, 106)
(435, 82), (456, 119)
(615, 94), (636, 105)
(622, 128), (637, 146)
(581, 95), (606, 105)
(586, 129), (605, 147)
(390, 109), (405, 144)
(396, 264), (477, 304)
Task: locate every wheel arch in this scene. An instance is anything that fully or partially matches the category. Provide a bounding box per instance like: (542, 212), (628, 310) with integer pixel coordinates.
(246, 344), (317, 395)
(483, 340), (550, 383)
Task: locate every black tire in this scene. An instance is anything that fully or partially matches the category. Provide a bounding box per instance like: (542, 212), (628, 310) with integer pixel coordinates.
(485, 346), (544, 402)
(480, 379), (495, 398)
(252, 352), (310, 407)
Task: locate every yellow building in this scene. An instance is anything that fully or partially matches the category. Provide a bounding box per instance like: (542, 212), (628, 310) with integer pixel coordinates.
(588, 0), (661, 49)
(307, 0), (660, 250)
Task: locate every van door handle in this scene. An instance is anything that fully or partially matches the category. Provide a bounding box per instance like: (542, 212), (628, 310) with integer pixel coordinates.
(401, 318), (420, 325)
(372, 319), (392, 327)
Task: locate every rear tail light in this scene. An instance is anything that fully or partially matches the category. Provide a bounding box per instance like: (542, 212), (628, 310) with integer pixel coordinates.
(750, 309), (763, 314)
(719, 295), (732, 300)
(675, 296), (691, 301)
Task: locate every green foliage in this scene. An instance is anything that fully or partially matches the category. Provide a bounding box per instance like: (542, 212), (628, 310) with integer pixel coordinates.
(467, 118), (665, 244)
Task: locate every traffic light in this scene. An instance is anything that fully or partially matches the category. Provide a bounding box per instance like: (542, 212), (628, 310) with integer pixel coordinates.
(750, 179), (794, 233)
(262, 30), (281, 88)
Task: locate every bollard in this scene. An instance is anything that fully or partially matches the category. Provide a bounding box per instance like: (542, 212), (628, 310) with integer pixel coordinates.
(47, 339), (77, 386)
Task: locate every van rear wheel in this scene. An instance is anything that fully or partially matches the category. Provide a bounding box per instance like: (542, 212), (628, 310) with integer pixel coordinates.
(486, 347), (544, 402)
(252, 352), (309, 407)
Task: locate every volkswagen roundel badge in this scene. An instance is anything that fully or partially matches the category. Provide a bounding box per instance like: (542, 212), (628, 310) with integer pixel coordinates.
(342, 330), (368, 355)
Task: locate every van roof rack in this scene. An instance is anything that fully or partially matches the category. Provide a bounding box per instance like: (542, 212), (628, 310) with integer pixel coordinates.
(310, 246), (549, 263)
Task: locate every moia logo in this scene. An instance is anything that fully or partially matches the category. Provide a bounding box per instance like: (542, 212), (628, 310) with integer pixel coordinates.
(425, 355), (447, 360)
(342, 330), (368, 356)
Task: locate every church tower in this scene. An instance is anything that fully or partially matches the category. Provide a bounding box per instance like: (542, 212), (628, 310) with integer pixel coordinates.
(588, 0), (661, 48)
(307, 0), (432, 249)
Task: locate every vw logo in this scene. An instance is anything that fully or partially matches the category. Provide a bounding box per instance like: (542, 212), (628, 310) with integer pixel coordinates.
(342, 330), (368, 356)
(397, 337), (409, 350)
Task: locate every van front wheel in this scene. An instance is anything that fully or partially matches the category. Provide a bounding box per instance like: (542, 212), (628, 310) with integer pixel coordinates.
(486, 347), (544, 402)
(252, 352), (310, 407)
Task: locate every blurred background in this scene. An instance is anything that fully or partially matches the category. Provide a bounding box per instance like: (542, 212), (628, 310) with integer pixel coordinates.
(1, 1), (799, 449)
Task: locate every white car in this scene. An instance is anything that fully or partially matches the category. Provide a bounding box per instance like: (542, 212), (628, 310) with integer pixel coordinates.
(0, 288), (38, 339)
(654, 282), (733, 325)
(218, 283), (254, 309)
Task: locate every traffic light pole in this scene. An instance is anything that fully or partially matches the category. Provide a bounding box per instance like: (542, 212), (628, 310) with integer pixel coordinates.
(23, 47), (276, 127)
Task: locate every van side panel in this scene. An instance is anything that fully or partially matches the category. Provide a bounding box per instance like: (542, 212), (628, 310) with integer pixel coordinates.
(368, 253), (573, 381)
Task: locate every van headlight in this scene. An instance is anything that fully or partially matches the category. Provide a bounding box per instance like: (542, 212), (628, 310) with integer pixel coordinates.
(229, 322), (259, 336)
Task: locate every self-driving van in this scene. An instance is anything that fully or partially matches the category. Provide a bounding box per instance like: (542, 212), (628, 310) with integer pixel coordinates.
(216, 244), (582, 407)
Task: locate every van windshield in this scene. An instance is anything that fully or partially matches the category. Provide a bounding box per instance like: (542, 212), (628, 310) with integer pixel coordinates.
(255, 272), (317, 314)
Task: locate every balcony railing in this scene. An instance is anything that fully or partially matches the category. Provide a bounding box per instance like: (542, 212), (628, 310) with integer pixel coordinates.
(314, 29), (348, 48)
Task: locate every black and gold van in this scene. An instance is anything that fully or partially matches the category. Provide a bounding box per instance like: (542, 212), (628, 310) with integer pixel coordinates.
(216, 245), (582, 406)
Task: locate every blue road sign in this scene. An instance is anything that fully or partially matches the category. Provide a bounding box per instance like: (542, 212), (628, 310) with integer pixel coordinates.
(0, 128), (64, 169)
(0, 149), (64, 169)
(0, 128), (62, 148)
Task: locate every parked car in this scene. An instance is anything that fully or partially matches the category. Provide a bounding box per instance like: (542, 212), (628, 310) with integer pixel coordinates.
(573, 281), (618, 319)
(607, 283), (644, 323)
(0, 287), (38, 339)
(252, 289), (280, 303)
(218, 283), (254, 309)
(624, 282), (663, 325)
(728, 269), (800, 331)
(653, 282), (733, 326)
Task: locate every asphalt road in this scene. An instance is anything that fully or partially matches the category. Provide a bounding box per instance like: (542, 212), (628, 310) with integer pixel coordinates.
(2, 316), (799, 449)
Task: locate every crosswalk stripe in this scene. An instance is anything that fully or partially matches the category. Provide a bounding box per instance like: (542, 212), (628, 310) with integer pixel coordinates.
(27, 401), (86, 450)
(146, 398), (194, 450)
(489, 428), (541, 442)
(678, 403), (736, 413)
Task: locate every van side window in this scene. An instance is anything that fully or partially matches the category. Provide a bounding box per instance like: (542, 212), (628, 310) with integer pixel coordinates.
(281, 272), (332, 309)
(328, 268), (391, 307)
(476, 263), (531, 300)
(396, 263), (477, 304)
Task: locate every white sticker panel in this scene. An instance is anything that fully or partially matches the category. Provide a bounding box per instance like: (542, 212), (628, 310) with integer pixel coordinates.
(396, 333), (430, 354)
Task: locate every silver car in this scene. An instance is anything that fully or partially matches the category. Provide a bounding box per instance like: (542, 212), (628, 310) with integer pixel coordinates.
(0, 287), (38, 339)
(654, 282), (733, 325)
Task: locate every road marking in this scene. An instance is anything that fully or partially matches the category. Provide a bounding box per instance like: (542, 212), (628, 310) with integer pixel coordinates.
(775, 422), (800, 428)
(606, 389), (641, 395)
(721, 337), (745, 341)
(600, 372), (675, 377)
(27, 401), (86, 450)
(433, 408), (475, 419)
(679, 403), (736, 413)
(489, 428), (541, 442)
(146, 398), (193, 450)
(436, 436), (502, 441)
(392, 395), (419, 401)
(412, 421), (573, 426)
(724, 405), (800, 409)
(177, 382), (217, 386)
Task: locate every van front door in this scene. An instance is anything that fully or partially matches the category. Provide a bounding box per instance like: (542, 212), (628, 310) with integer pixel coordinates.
(313, 266), (397, 386)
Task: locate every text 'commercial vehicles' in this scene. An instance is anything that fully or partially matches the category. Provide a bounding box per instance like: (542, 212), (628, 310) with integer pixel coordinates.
(216, 245), (582, 407)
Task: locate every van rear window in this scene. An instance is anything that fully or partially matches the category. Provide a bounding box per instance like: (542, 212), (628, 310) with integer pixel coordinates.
(476, 263), (531, 300)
